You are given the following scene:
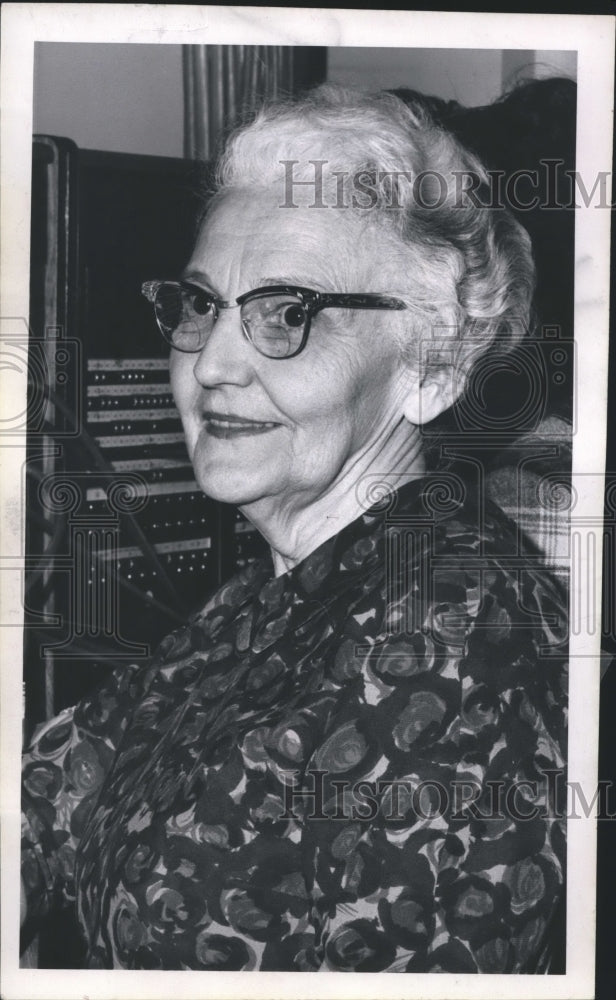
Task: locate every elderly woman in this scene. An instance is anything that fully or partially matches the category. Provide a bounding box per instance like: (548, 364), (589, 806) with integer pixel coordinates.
(21, 86), (567, 973)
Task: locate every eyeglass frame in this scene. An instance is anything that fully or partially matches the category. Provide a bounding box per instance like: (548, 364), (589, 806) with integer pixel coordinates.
(141, 279), (407, 360)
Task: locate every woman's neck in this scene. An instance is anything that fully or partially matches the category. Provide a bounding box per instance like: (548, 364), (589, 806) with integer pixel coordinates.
(240, 421), (426, 577)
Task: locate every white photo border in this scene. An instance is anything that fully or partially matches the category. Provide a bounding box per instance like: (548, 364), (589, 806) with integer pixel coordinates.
(1, 5), (614, 999)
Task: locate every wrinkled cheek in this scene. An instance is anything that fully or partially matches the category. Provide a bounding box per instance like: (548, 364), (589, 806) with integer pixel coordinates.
(291, 431), (345, 488)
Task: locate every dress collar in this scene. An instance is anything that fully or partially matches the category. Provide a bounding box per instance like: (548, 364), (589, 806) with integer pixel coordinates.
(194, 474), (467, 643)
(249, 477), (433, 626)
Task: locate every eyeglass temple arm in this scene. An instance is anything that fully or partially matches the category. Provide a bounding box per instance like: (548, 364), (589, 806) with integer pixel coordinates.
(318, 294), (406, 311)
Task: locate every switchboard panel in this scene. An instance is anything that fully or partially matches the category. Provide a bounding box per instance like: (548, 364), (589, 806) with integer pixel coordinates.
(24, 138), (268, 729)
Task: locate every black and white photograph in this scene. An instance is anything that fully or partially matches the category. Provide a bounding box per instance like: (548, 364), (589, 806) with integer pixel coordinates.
(0, 5), (613, 999)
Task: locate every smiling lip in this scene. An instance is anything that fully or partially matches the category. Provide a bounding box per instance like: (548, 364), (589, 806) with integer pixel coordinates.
(202, 410), (280, 438)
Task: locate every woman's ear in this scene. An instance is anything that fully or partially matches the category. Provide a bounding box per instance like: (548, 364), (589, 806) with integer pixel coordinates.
(401, 365), (465, 426)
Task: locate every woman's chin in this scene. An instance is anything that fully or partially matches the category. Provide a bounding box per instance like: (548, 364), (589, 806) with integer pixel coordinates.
(192, 462), (274, 508)
(188, 429), (285, 506)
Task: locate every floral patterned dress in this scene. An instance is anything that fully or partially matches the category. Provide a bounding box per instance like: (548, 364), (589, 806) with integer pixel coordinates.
(22, 477), (568, 972)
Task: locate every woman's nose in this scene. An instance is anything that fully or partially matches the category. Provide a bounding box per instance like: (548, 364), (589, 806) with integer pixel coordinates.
(191, 305), (253, 387)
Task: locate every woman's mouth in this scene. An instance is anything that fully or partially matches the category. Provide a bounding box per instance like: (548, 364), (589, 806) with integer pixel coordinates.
(202, 411), (280, 438)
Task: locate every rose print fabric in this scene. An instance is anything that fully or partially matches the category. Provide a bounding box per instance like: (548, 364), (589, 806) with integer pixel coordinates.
(22, 477), (568, 971)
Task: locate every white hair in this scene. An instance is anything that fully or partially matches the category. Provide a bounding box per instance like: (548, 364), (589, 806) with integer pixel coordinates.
(210, 85), (535, 383)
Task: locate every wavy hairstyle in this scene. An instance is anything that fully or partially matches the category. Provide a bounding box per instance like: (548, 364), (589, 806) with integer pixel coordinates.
(211, 85), (535, 390)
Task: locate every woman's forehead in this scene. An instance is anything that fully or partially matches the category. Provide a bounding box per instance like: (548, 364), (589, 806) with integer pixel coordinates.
(192, 188), (369, 290)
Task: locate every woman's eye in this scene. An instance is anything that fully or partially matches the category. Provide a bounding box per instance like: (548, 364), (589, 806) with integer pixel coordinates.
(259, 300), (305, 327)
(190, 292), (215, 316)
(282, 304), (305, 328)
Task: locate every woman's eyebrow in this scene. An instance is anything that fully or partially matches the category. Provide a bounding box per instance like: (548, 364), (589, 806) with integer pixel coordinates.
(255, 274), (333, 291)
(180, 269), (218, 292)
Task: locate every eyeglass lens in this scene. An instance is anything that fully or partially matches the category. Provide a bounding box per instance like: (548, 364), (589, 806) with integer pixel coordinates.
(154, 284), (308, 358)
(242, 294), (307, 358)
(154, 285), (216, 353)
